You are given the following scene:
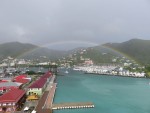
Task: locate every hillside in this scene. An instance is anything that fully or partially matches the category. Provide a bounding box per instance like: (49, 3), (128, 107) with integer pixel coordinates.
(103, 39), (150, 65)
(63, 45), (124, 65)
(80, 46), (121, 64)
(0, 42), (66, 60)
(1, 39), (150, 65)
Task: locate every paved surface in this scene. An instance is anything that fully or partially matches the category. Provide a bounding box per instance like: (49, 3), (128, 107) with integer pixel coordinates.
(44, 83), (57, 109)
(45, 75), (56, 91)
(35, 91), (52, 113)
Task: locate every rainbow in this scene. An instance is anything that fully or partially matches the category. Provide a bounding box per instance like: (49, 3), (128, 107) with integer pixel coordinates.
(16, 40), (98, 59)
(15, 40), (140, 65)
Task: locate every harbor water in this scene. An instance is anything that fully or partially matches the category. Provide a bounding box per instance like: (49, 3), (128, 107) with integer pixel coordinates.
(53, 70), (150, 113)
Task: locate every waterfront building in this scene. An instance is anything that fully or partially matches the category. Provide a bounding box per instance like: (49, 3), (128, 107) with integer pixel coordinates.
(0, 62), (8, 67)
(37, 62), (50, 65)
(17, 59), (27, 65)
(84, 59), (93, 65)
(13, 74), (30, 84)
(0, 82), (22, 93)
(27, 71), (52, 96)
(0, 89), (26, 112)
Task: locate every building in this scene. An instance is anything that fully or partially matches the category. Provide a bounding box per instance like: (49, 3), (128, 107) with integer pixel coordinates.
(0, 82), (22, 93)
(17, 59), (27, 65)
(0, 89), (26, 112)
(27, 71), (52, 96)
(84, 59), (93, 65)
(13, 74), (31, 84)
(0, 78), (12, 82)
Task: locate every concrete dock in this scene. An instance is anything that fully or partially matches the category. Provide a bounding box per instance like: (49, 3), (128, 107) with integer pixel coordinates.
(35, 91), (52, 113)
(44, 83), (57, 109)
(52, 102), (94, 110)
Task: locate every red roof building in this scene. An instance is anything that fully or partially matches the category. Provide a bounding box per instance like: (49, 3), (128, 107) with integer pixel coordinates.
(14, 78), (29, 84)
(0, 82), (22, 93)
(0, 89), (26, 112)
(14, 74), (27, 79)
(29, 71), (52, 89)
(27, 71), (52, 96)
(13, 74), (30, 84)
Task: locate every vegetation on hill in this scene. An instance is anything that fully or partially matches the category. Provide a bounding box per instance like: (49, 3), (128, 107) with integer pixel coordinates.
(0, 42), (66, 60)
(144, 66), (150, 77)
(80, 46), (120, 64)
(103, 39), (150, 65)
(1, 39), (150, 68)
(60, 45), (125, 66)
(0, 42), (36, 59)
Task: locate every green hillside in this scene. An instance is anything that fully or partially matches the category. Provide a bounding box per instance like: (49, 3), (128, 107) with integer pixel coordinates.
(64, 46), (123, 65)
(81, 46), (120, 64)
(103, 39), (150, 65)
(0, 42), (66, 60)
(1, 39), (150, 65)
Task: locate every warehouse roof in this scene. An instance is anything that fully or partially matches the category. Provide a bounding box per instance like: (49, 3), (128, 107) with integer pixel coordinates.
(29, 71), (52, 88)
(0, 89), (25, 103)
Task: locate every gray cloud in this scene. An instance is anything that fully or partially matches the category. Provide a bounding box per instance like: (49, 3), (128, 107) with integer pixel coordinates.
(0, 0), (150, 50)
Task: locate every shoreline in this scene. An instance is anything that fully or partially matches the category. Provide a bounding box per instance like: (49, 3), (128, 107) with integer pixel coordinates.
(84, 72), (146, 78)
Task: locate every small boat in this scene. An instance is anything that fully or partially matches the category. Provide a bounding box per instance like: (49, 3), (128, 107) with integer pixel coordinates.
(65, 70), (69, 74)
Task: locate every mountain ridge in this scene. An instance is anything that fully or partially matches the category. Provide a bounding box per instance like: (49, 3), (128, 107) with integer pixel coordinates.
(0, 42), (66, 60)
(103, 39), (150, 64)
(1, 39), (150, 65)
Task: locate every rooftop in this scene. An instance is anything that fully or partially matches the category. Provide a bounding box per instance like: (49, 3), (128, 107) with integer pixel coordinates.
(0, 89), (25, 103)
(29, 71), (52, 89)
(0, 82), (22, 88)
(13, 74), (30, 84)
(14, 74), (27, 79)
(0, 78), (12, 81)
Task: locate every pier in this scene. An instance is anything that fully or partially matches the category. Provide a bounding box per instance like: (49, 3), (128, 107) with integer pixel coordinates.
(52, 102), (94, 110)
(44, 83), (57, 109)
(35, 82), (56, 113)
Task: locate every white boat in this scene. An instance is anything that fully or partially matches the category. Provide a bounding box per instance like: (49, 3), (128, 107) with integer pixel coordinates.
(65, 70), (69, 74)
(73, 67), (81, 71)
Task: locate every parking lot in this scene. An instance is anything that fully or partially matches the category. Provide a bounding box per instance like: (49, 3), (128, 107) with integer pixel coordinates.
(15, 100), (38, 113)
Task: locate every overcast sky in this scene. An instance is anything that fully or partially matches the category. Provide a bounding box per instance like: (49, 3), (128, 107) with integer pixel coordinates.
(0, 0), (150, 50)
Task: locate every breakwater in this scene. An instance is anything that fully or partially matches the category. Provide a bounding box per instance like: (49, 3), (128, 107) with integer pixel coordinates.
(52, 102), (94, 110)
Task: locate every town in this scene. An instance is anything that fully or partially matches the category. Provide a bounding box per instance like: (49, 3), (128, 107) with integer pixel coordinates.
(0, 67), (57, 113)
(0, 52), (147, 113)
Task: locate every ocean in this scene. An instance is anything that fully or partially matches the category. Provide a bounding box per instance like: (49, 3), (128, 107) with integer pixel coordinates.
(53, 70), (150, 113)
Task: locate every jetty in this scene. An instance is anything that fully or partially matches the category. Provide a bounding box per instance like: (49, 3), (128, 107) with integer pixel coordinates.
(44, 83), (57, 109)
(52, 102), (94, 110)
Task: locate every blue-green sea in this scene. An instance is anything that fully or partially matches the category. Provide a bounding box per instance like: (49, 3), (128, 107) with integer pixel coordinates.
(53, 70), (150, 113)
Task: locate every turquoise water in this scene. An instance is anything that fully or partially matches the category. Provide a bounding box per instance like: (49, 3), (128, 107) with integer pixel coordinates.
(53, 70), (150, 113)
